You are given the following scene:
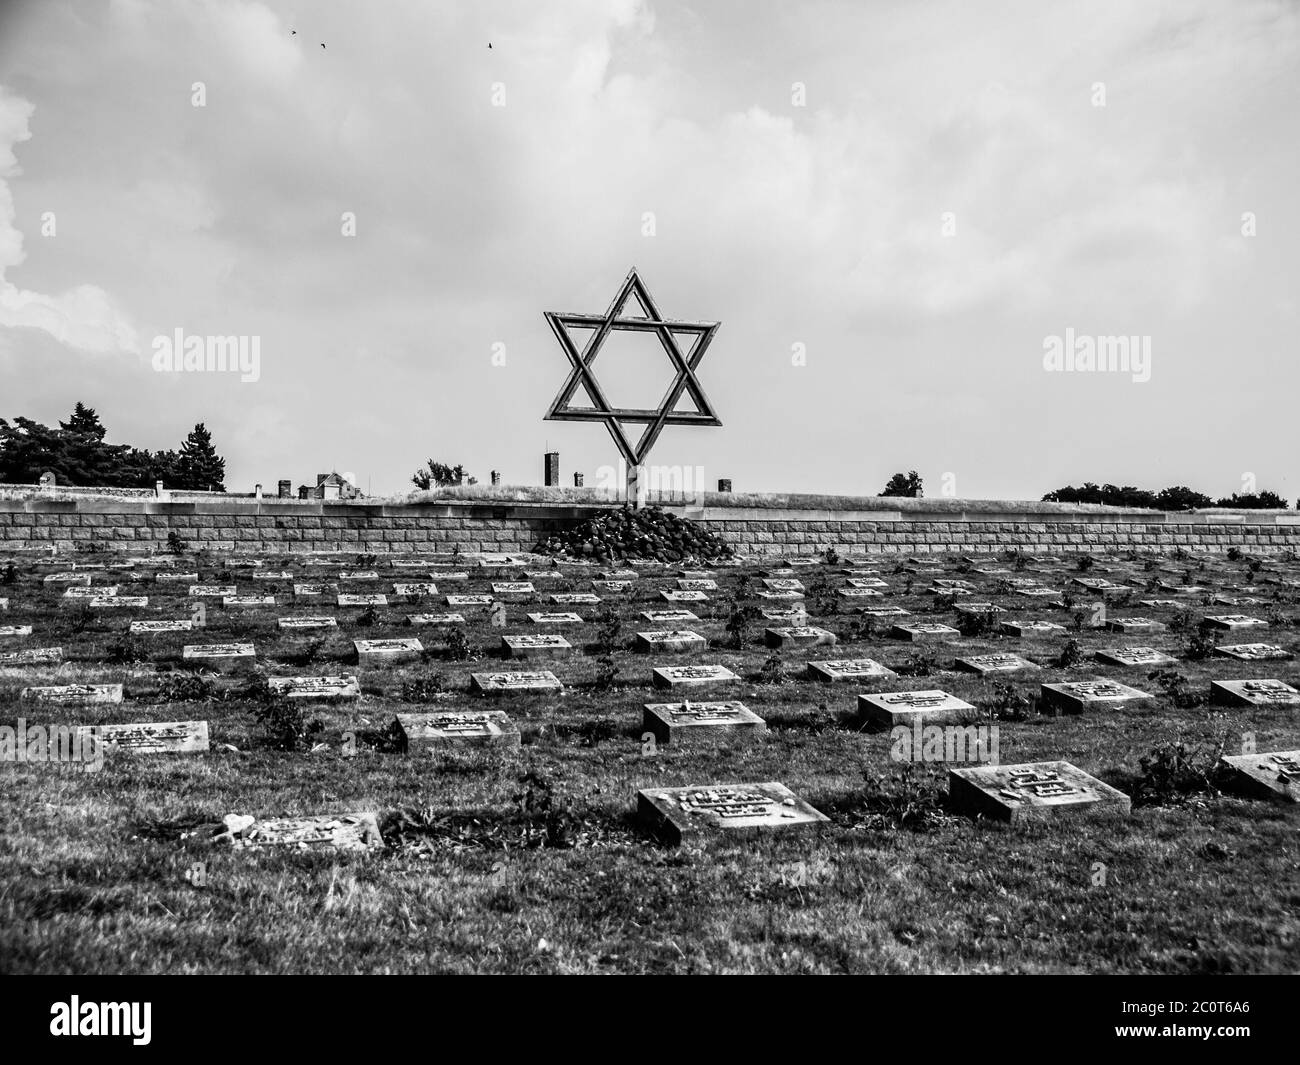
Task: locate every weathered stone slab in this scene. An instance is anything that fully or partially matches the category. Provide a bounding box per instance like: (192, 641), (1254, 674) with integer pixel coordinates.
(807, 658), (897, 683)
(1203, 615), (1268, 631)
(491, 582), (536, 596)
(21, 683), (123, 706)
(294, 584), (337, 597)
(1104, 617), (1165, 633)
(397, 710), (521, 749)
(1210, 679), (1300, 707)
(1039, 678), (1152, 713)
(0, 646), (62, 667)
(953, 602), (1007, 616)
(639, 609), (700, 624)
(470, 670), (563, 695)
(551, 593), (601, 605)
(408, 612), (466, 626)
(339, 571), (380, 581)
(758, 589), (805, 600)
(154, 572), (200, 583)
(676, 579), (718, 591)
(252, 571), (293, 581)
(955, 653), (1038, 675)
(222, 595), (275, 608)
(338, 594), (388, 607)
(591, 581), (632, 593)
(393, 583), (439, 596)
(760, 607), (808, 623)
(642, 700), (765, 745)
(1218, 749), (1300, 802)
(130, 620), (194, 634)
(222, 813), (384, 852)
(1000, 620), (1068, 637)
(661, 589), (709, 602)
(857, 689), (975, 728)
(1214, 643), (1291, 661)
(266, 675), (361, 700)
(0, 625), (33, 637)
(764, 626), (837, 649)
(1094, 647), (1177, 668)
(183, 642), (256, 670)
(635, 630), (707, 654)
(44, 573), (91, 586)
(82, 720), (209, 754)
(651, 664), (740, 690)
(861, 607), (911, 619)
(501, 634), (573, 659)
(277, 616), (338, 630)
(837, 587), (882, 599)
(846, 577), (888, 589)
(762, 578), (805, 593)
(1138, 599), (1184, 608)
(446, 594), (494, 607)
(889, 622), (960, 642)
(64, 586), (117, 598)
(525, 611), (584, 626)
(949, 761), (1131, 822)
(189, 585), (236, 597)
(354, 638), (422, 665)
(637, 782), (828, 844)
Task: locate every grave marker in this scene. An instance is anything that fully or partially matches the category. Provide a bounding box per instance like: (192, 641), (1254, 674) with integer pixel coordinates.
(1039, 678), (1152, 714)
(635, 630), (707, 653)
(501, 634), (573, 659)
(21, 683), (123, 706)
(637, 782), (828, 844)
(1213, 643), (1291, 661)
(266, 675), (361, 700)
(183, 642), (256, 670)
(354, 638), (422, 665)
(82, 720), (209, 755)
(857, 689), (975, 728)
(397, 710), (521, 750)
(1209, 679), (1300, 708)
(763, 626), (837, 649)
(651, 664), (740, 690)
(470, 670), (563, 695)
(949, 761), (1131, 822)
(642, 700), (766, 745)
(1218, 749), (1300, 802)
(806, 658), (896, 683)
(954, 653), (1038, 675)
(277, 616), (338, 631)
(221, 813), (384, 852)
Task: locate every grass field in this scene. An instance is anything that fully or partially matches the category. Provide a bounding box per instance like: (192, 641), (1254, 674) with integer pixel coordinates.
(0, 547), (1297, 974)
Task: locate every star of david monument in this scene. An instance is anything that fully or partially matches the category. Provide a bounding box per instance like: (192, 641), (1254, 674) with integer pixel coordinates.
(544, 268), (721, 505)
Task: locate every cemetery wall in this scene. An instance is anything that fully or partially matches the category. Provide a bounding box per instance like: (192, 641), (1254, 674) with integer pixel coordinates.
(1, 496), (1300, 556)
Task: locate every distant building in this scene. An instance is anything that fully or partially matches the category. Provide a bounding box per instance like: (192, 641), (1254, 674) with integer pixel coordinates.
(300, 471), (363, 501)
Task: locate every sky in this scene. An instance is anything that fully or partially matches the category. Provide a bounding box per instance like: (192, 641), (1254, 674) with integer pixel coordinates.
(0, 0), (1296, 500)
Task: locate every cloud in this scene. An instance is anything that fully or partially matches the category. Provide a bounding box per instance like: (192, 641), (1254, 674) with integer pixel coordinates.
(0, 85), (138, 355)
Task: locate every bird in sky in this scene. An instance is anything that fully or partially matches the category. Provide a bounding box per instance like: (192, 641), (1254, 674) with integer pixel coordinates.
(321, 42), (326, 49)
(488, 42), (492, 49)
(290, 29), (296, 35)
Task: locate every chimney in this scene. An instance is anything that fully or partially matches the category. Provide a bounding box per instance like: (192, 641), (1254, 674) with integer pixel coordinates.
(278, 480), (292, 499)
(573, 473), (584, 487)
(490, 470), (501, 486)
(544, 452), (560, 487)
(717, 478), (732, 493)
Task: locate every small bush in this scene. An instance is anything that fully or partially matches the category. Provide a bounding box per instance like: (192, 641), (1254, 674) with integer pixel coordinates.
(166, 531), (188, 555)
(1132, 740), (1225, 806)
(402, 675), (446, 702)
(1057, 639), (1084, 668)
(757, 652), (787, 685)
(446, 627), (476, 661)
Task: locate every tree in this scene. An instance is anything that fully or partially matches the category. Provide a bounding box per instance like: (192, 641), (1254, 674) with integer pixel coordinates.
(879, 470), (923, 498)
(1215, 490), (1288, 510)
(411, 460), (466, 490)
(175, 424), (226, 491)
(1155, 486), (1214, 511)
(60, 402), (107, 440)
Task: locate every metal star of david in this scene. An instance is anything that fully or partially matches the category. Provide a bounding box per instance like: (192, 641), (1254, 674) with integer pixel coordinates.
(544, 268), (721, 472)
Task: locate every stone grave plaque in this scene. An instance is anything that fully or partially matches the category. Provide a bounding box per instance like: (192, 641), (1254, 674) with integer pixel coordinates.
(0, 625), (33, 637)
(837, 587), (882, 599)
(1094, 647), (1177, 668)
(1039, 678), (1152, 713)
(763, 579), (805, 593)
(1000, 620), (1067, 637)
(1071, 577), (1126, 592)
(640, 609), (699, 624)
(408, 612), (466, 626)
(758, 589), (805, 600)
(526, 612), (585, 625)
(339, 571), (380, 581)
(763, 626), (837, 649)
(397, 710), (521, 750)
(223, 595), (275, 608)
(491, 582), (536, 596)
(1104, 617), (1165, 633)
(1016, 587), (1063, 600)
(226, 559), (266, 569)
(949, 761), (1131, 822)
(857, 689), (975, 728)
(501, 634), (573, 659)
(861, 607), (910, 619)
(267, 675), (361, 700)
(44, 573), (91, 586)
(338, 594), (388, 607)
(637, 782), (828, 844)
(600, 569), (639, 580)
(0, 646), (62, 667)
(1214, 595), (1266, 607)
(354, 638), (421, 665)
(889, 622), (960, 642)
(846, 577), (888, 589)
(676, 579), (718, 591)
(661, 589), (709, 602)
(591, 580), (632, 593)
(222, 813), (384, 852)
(390, 560), (434, 570)
(130, 619), (194, 634)
(1203, 615), (1268, 631)
(642, 700), (765, 745)
(955, 653), (1038, 675)
(1210, 679), (1300, 707)
(393, 583), (439, 597)
(761, 607), (808, 623)
(635, 630), (707, 654)
(1218, 749), (1300, 802)
(677, 569), (714, 578)
(293, 584), (336, 597)
(253, 571), (294, 581)
(651, 664), (740, 690)
(763, 568), (797, 578)
(277, 616), (338, 630)
(155, 572), (200, 583)
(21, 683), (123, 706)
(189, 585), (237, 597)
(470, 670), (563, 695)
(1214, 643), (1290, 661)
(447, 594), (495, 607)
(183, 642), (256, 670)
(1139, 599), (1184, 608)
(933, 579), (975, 592)
(83, 720), (210, 755)
(64, 586), (117, 599)
(807, 658), (897, 683)
(953, 602), (1006, 616)
(552, 593), (601, 605)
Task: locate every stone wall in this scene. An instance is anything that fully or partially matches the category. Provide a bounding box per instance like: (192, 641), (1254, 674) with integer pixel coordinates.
(0, 496), (1297, 556)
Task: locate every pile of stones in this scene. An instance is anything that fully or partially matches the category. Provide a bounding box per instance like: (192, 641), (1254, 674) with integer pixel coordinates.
(537, 505), (733, 563)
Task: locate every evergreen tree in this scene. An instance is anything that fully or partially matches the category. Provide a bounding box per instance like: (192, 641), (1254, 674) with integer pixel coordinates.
(879, 470), (923, 498)
(175, 423), (226, 491)
(60, 402), (107, 440)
